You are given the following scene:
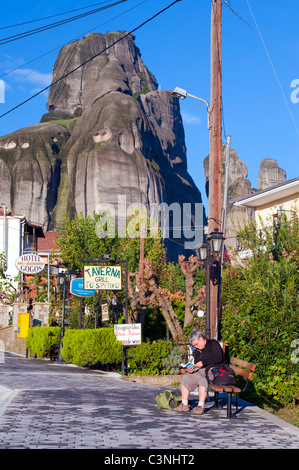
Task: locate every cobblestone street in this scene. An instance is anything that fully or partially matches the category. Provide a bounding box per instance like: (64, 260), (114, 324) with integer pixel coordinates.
(0, 352), (299, 454)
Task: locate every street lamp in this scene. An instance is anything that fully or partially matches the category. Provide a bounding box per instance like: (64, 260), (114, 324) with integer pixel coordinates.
(195, 228), (225, 339)
(57, 268), (78, 362)
(209, 229), (225, 255)
(171, 87), (211, 129)
(173, 86), (225, 339)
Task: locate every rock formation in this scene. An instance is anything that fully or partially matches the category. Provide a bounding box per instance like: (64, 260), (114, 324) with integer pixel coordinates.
(0, 122), (70, 227)
(204, 149), (289, 251)
(257, 158), (286, 190)
(204, 145), (255, 250)
(0, 32), (204, 260)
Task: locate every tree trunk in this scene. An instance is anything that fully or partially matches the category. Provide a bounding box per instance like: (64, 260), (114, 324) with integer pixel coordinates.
(143, 260), (184, 340)
(178, 255), (201, 326)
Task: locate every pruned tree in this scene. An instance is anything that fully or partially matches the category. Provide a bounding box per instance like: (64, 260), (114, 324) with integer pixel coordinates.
(126, 254), (207, 339)
(178, 254), (206, 326)
(0, 253), (22, 304)
(143, 260), (185, 340)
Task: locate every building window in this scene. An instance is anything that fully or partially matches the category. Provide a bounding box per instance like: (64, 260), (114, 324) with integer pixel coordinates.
(24, 232), (33, 250)
(24, 225), (37, 252)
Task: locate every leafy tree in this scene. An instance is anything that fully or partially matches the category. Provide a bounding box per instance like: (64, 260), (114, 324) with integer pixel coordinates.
(221, 208), (299, 406)
(55, 211), (169, 326)
(56, 212), (117, 269)
(0, 253), (20, 303)
(54, 210), (207, 339)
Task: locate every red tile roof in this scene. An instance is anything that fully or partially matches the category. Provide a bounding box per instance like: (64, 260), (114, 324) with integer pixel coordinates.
(0, 207), (24, 217)
(38, 231), (60, 253)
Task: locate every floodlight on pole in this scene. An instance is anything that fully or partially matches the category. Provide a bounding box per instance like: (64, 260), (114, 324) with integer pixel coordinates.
(171, 87), (211, 129)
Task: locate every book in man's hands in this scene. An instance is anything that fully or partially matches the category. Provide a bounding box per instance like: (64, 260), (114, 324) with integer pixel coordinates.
(181, 362), (199, 372)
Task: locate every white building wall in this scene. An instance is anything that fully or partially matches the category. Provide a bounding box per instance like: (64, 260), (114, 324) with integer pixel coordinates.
(255, 196), (299, 230)
(0, 215), (23, 285)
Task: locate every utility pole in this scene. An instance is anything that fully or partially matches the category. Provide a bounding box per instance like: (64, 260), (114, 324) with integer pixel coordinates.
(139, 223), (146, 326)
(209, 0), (222, 339)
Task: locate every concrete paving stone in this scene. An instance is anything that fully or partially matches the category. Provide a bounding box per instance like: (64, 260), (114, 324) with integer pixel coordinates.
(1, 352), (299, 450)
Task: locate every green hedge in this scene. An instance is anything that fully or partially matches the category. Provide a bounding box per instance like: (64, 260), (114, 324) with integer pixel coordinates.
(221, 212), (299, 407)
(25, 327), (182, 375)
(127, 340), (173, 375)
(61, 328), (122, 367)
(25, 326), (60, 358)
(25, 327), (122, 367)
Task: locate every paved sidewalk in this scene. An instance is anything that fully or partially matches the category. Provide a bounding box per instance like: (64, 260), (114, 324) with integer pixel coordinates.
(0, 352), (298, 451)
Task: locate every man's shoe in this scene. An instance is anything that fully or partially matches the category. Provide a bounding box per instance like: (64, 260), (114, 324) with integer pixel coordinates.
(173, 402), (190, 412)
(194, 405), (204, 415)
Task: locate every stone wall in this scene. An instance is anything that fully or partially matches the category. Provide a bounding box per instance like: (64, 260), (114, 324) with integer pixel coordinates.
(0, 325), (26, 356)
(32, 302), (50, 326)
(0, 304), (10, 328)
(0, 302), (50, 356)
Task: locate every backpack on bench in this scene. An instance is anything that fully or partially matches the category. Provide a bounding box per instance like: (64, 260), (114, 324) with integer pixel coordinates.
(206, 364), (236, 386)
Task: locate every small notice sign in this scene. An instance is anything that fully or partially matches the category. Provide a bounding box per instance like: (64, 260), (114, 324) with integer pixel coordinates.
(114, 324), (142, 346)
(84, 265), (122, 290)
(101, 303), (109, 322)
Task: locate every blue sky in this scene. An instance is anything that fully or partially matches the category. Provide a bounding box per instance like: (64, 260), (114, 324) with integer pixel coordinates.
(1, 0), (299, 211)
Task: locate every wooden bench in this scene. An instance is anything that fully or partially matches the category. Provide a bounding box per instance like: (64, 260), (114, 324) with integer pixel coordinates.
(208, 357), (256, 418)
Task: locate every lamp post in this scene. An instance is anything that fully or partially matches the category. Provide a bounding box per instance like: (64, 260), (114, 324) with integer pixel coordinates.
(195, 228), (225, 339)
(172, 85), (224, 339)
(57, 268), (78, 362)
(171, 87), (211, 129)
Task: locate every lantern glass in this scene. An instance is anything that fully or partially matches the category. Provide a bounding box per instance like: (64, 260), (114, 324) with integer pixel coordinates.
(200, 244), (208, 261)
(195, 242), (208, 261)
(57, 272), (65, 286)
(209, 231), (225, 254)
(68, 269), (78, 283)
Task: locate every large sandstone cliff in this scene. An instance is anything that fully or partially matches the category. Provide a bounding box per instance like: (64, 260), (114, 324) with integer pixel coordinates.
(204, 146), (254, 250)
(0, 32), (204, 259)
(204, 148), (287, 250)
(257, 158), (286, 190)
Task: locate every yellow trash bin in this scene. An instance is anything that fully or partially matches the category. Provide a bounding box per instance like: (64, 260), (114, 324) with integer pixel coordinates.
(17, 313), (30, 338)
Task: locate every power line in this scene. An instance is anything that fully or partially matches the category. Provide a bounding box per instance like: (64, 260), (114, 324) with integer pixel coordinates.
(245, 0), (299, 138)
(224, 1), (299, 138)
(0, 1), (117, 30)
(0, 0), (149, 80)
(224, 0), (299, 73)
(0, 0), (129, 45)
(0, 0), (182, 120)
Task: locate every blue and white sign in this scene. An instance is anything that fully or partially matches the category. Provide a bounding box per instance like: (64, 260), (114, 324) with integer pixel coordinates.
(70, 278), (96, 297)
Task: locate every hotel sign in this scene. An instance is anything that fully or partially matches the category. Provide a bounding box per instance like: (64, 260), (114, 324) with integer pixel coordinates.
(16, 254), (45, 274)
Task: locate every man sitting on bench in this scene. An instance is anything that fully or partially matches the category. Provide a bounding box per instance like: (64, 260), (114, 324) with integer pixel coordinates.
(174, 328), (225, 415)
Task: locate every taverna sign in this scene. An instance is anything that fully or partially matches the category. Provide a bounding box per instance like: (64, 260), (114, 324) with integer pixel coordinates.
(15, 254), (45, 274)
(83, 265), (122, 290)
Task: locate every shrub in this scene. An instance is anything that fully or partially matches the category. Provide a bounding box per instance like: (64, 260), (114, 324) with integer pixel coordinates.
(161, 345), (185, 375)
(61, 328), (122, 367)
(221, 211), (299, 406)
(25, 326), (60, 358)
(127, 340), (173, 375)
(25, 327), (122, 368)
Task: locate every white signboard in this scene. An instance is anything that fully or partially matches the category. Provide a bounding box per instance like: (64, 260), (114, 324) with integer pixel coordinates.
(15, 254), (45, 274)
(101, 303), (109, 322)
(114, 324), (142, 346)
(84, 265), (122, 290)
